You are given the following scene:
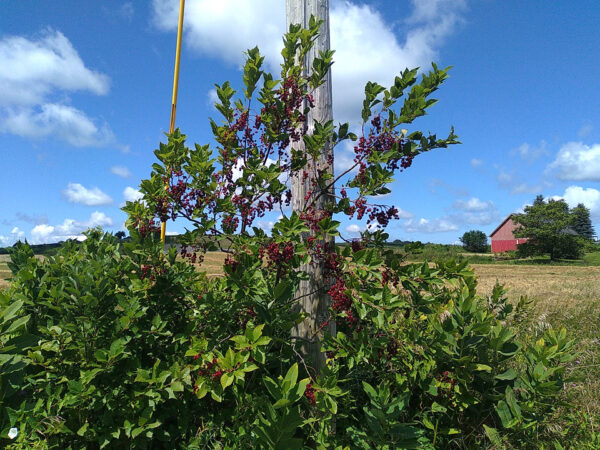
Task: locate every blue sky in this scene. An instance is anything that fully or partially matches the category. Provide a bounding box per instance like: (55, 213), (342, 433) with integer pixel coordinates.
(1, 0), (600, 245)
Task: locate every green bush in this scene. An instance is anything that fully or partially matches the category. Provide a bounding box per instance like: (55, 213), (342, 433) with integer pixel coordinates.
(459, 230), (488, 253)
(0, 232), (573, 448)
(0, 19), (575, 449)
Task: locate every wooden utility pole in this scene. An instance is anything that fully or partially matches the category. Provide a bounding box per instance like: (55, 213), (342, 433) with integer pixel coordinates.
(287, 0), (334, 374)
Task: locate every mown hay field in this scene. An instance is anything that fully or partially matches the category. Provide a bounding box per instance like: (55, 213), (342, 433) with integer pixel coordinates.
(0, 255), (11, 289)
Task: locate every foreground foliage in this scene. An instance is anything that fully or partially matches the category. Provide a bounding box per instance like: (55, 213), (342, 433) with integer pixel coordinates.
(0, 21), (576, 449)
(0, 232), (573, 448)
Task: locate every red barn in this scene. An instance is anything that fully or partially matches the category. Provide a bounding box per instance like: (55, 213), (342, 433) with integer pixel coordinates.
(489, 215), (528, 253)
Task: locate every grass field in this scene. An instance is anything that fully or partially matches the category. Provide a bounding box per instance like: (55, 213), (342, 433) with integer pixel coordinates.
(0, 255), (10, 289)
(2, 251), (599, 443)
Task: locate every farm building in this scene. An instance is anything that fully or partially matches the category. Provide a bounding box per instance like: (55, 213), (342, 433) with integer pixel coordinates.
(489, 215), (528, 253)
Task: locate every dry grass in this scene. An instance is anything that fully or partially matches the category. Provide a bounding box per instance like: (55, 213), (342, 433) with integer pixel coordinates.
(471, 263), (600, 310)
(195, 252), (227, 276)
(0, 255), (11, 289)
(468, 264), (600, 441)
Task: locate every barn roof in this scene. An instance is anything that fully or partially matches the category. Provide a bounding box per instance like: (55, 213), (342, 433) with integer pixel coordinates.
(489, 214), (515, 238)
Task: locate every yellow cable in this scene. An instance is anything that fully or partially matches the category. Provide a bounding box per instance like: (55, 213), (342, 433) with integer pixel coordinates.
(161, 0), (186, 246)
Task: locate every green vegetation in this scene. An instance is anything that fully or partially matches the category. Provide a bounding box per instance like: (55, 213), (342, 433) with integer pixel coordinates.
(1, 231), (577, 448)
(398, 241), (600, 267)
(0, 242), (64, 256)
(0, 20), (595, 450)
(514, 195), (596, 260)
(459, 229), (488, 253)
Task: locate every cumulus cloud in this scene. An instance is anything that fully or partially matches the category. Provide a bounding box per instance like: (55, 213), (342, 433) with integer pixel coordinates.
(123, 186), (143, 202)
(403, 196), (498, 233)
(1, 103), (114, 146)
(449, 197), (499, 225)
(345, 223), (362, 234)
(404, 217), (458, 233)
(152, 0), (465, 122)
(63, 182), (113, 206)
(0, 29), (114, 146)
(257, 220), (276, 232)
(110, 165), (132, 178)
(555, 186), (600, 219)
(0, 226), (26, 247)
(452, 197), (492, 212)
(29, 211), (113, 244)
(547, 142), (600, 181)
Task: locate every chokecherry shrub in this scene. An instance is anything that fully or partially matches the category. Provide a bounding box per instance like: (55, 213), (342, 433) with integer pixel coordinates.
(0, 20), (573, 449)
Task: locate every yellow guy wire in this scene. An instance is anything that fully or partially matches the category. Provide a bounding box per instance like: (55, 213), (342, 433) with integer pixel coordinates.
(161, 0), (186, 246)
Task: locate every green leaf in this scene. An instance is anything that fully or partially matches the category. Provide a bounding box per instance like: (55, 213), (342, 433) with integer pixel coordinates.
(1, 300), (24, 324)
(496, 400), (513, 428)
(283, 363), (299, 392)
(273, 398), (292, 409)
(475, 364), (492, 372)
(362, 381), (377, 401)
(483, 425), (503, 446)
(431, 402), (447, 413)
(77, 422), (89, 436)
(5, 315), (29, 333)
(495, 368), (518, 381)
(221, 372), (234, 389)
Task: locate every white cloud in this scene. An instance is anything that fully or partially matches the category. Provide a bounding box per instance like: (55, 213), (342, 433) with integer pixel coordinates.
(0, 29), (113, 146)
(123, 186), (143, 202)
(0, 226), (26, 247)
(495, 169), (547, 195)
(30, 211), (113, 244)
(345, 224), (361, 234)
(394, 208), (414, 219)
(450, 197), (499, 225)
(511, 141), (548, 161)
(470, 158), (484, 169)
(548, 142), (600, 181)
(30, 224), (55, 244)
(556, 186), (600, 219)
(110, 165), (132, 178)
(63, 182), (113, 206)
(334, 140), (357, 175)
(88, 211), (113, 228)
(152, 0), (465, 122)
(1, 103), (114, 146)
(404, 217), (458, 233)
(496, 171), (513, 187)
(452, 197), (492, 212)
(257, 220), (276, 232)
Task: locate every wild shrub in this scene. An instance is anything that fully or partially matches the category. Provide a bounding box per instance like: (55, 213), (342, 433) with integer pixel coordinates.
(0, 20), (574, 449)
(0, 233), (573, 448)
